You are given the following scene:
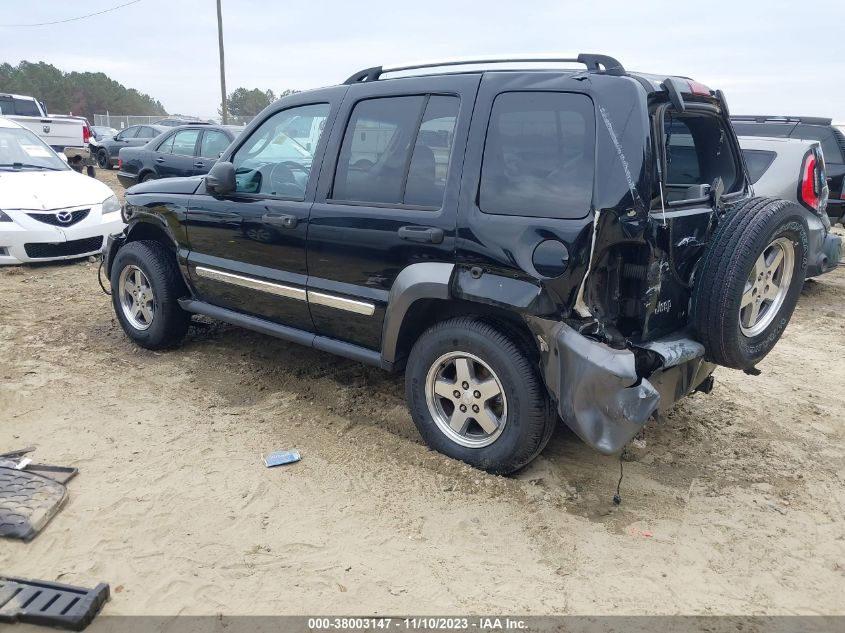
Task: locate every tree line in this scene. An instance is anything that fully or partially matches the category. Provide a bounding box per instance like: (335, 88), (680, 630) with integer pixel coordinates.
(219, 87), (299, 120)
(1, 60), (298, 124)
(0, 60), (166, 123)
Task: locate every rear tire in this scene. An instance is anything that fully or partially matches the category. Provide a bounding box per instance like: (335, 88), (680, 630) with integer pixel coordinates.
(110, 241), (190, 350)
(140, 172), (158, 183)
(692, 197), (808, 369)
(405, 317), (556, 474)
(97, 149), (110, 169)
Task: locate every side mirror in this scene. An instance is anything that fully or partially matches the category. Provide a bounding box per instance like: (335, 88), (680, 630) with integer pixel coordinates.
(206, 161), (236, 196)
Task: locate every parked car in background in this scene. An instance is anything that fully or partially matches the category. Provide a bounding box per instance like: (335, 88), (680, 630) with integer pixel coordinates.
(154, 117), (212, 127)
(47, 114), (97, 173)
(105, 54), (810, 475)
(732, 116), (845, 225)
(90, 124), (167, 169)
(116, 125), (242, 188)
(0, 93), (89, 151)
(0, 117), (124, 264)
(91, 126), (119, 142)
(738, 136), (840, 277)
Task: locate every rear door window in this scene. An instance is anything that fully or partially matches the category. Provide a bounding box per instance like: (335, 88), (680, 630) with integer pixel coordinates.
(332, 95), (460, 208)
(479, 92), (595, 218)
(404, 96), (459, 207)
(200, 130), (231, 158)
(741, 149), (777, 184)
(171, 129), (200, 156)
(663, 111), (741, 203)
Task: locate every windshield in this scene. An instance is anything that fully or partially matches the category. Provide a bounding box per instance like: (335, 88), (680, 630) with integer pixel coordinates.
(0, 126), (68, 171)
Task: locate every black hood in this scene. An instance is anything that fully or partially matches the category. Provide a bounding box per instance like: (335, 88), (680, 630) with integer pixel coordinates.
(126, 175), (204, 196)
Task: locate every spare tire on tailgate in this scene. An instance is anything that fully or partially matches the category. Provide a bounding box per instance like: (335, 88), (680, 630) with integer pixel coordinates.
(692, 197), (808, 370)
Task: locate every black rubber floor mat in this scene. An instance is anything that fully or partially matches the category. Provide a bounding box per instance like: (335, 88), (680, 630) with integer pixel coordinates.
(0, 576), (109, 631)
(0, 467), (68, 541)
(25, 464), (78, 485)
(0, 447), (35, 460)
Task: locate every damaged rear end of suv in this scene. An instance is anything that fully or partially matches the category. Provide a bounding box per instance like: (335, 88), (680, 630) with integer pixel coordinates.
(513, 67), (809, 456)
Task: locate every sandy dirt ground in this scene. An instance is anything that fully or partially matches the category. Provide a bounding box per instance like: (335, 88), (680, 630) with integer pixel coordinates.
(0, 170), (843, 615)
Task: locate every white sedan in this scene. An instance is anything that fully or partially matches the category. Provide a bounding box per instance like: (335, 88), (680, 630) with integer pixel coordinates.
(0, 117), (124, 265)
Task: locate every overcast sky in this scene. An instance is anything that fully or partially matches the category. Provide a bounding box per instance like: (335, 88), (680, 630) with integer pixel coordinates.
(1, 0), (842, 122)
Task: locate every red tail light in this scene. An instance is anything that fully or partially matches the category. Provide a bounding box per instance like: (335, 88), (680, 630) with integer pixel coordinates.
(83, 125), (90, 143)
(117, 158), (122, 169)
(798, 150), (826, 212)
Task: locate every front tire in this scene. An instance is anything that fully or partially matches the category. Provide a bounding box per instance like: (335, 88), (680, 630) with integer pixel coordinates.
(405, 317), (556, 474)
(110, 241), (190, 350)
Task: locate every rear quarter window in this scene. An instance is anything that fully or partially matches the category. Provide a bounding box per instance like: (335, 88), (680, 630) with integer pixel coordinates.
(731, 122), (792, 138)
(791, 124), (845, 164)
(741, 149), (777, 185)
(479, 92), (595, 218)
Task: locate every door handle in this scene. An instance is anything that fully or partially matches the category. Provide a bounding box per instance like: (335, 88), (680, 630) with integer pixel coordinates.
(398, 225), (444, 244)
(194, 161), (205, 168)
(262, 213), (298, 229)
(155, 157), (165, 163)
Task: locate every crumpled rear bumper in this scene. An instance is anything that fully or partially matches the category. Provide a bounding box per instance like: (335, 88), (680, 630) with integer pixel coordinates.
(805, 212), (842, 278)
(528, 319), (715, 454)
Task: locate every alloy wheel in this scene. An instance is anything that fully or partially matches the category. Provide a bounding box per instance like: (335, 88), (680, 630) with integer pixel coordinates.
(118, 264), (156, 331)
(424, 351), (508, 448)
(739, 237), (795, 337)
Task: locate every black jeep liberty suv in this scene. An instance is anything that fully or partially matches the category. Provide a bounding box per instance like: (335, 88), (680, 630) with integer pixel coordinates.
(105, 54), (810, 474)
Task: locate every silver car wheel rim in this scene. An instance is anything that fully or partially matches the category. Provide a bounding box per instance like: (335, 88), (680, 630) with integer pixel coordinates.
(739, 237), (794, 337)
(424, 351), (508, 448)
(118, 265), (155, 331)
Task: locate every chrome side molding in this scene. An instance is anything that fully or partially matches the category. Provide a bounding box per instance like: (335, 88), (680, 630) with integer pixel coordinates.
(194, 266), (376, 316)
(195, 266), (306, 301)
(307, 290), (375, 316)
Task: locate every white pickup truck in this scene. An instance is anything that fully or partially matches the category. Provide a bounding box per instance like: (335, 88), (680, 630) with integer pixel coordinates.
(0, 93), (89, 151)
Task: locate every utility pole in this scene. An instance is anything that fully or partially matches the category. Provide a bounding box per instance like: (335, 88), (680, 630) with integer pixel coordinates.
(216, 0), (227, 124)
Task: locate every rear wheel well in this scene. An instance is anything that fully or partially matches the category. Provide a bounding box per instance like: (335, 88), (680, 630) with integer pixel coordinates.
(393, 299), (538, 369)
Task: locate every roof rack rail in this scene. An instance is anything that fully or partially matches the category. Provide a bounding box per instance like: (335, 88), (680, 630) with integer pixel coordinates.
(730, 115), (833, 126)
(343, 53), (625, 84)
